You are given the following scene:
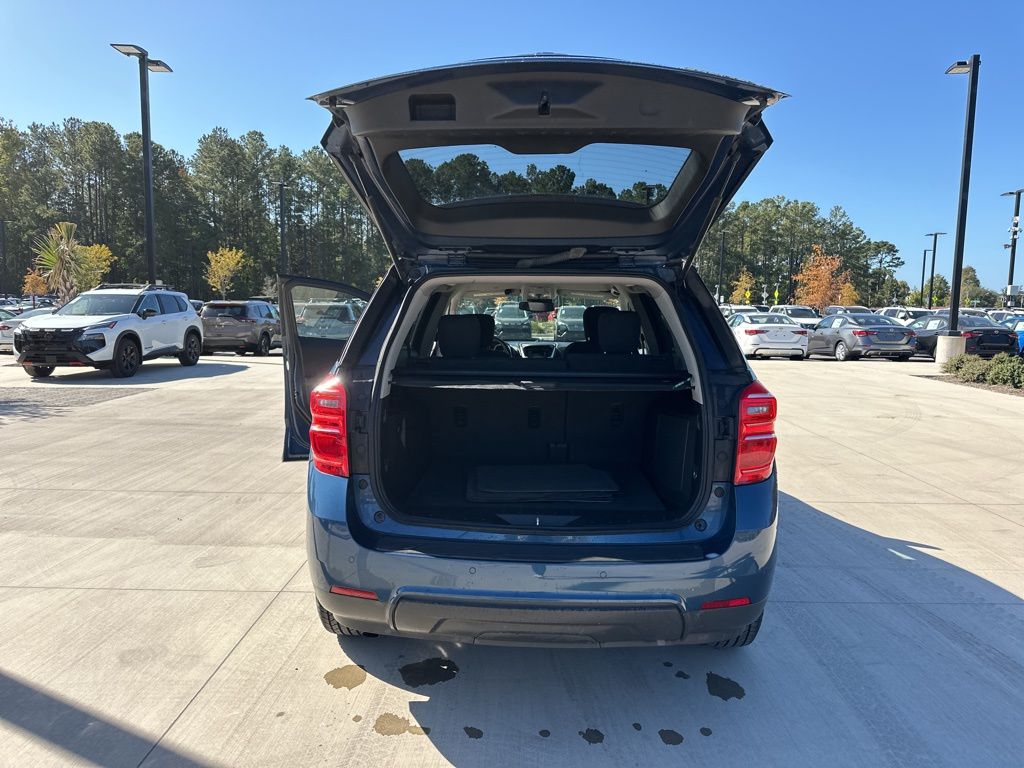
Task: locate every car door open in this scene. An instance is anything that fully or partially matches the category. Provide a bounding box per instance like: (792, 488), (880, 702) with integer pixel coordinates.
(278, 275), (370, 460)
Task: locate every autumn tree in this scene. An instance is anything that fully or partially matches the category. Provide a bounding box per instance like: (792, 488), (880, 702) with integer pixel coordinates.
(794, 245), (851, 311)
(205, 246), (246, 299)
(838, 282), (861, 305)
(22, 268), (47, 298)
(77, 244), (117, 289)
(730, 267), (755, 304)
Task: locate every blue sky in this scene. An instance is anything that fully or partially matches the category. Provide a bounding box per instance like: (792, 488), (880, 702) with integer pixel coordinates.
(2, 0), (1021, 291)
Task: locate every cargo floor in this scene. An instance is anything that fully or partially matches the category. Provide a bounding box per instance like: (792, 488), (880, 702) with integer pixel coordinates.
(401, 461), (669, 527)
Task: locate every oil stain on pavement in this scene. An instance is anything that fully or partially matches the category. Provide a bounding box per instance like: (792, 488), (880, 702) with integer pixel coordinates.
(463, 726), (483, 739)
(323, 664), (366, 690)
(373, 713), (430, 736)
(579, 728), (605, 744)
(706, 671), (745, 701)
(658, 729), (684, 746)
(399, 658), (460, 687)
(700, 727), (713, 736)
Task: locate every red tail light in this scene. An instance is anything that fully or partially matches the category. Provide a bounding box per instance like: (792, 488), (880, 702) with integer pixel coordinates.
(734, 380), (777, 485)
(701, 597), (752, 610)
(904, 330), (916, 337)
(851, 329), (876, 337)
(744, 328), (766, 335)
(309, 376), (349, 477)
(0, 324), (9, 331)
(793, 329), (808, 335)
(960, 331), (978, 339)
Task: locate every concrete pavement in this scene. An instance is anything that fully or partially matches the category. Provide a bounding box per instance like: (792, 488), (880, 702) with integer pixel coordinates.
(0, 352), (1022, 767)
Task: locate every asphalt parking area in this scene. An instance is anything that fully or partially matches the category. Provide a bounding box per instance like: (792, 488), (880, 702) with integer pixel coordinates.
(0, 352), (1021, 767)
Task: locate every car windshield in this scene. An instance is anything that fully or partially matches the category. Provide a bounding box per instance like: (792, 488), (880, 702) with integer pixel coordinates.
(55, 293), (137, 316)
(785, 307), (817, 318)
(202, 304), (246, 318)
(747, 314), (796, 325)
(455, 291), (623, 342)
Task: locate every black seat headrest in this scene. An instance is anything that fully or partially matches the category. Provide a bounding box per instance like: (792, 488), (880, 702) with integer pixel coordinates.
(476, 314), (496, 347)
(597, 311), (641, 354)
(437, 315), (482, 358)
(582, 305), (617, 341)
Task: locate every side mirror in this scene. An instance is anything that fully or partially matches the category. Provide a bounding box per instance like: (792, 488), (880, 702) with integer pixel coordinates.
(139, 307), (158, 319)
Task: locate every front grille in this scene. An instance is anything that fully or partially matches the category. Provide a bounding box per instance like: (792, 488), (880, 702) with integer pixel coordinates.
(20, 328), (82, 345)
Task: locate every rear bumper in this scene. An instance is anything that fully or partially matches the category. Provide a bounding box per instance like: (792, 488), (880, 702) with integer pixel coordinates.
(859, 345), (914, 357)
(306, 471), (778, 647)
(202, 334), (256, 349)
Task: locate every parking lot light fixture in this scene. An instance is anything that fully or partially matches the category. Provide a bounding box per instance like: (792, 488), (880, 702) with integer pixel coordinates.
(944, 54), (981, 334)
(110, 43), (171, 285)
(1001, 189), (1022, 304)
(920, 248), (930, 304)
(925, 233), (946, 309)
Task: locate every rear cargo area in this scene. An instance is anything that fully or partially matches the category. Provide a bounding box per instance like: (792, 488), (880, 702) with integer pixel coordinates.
(378, 385), (702, 530)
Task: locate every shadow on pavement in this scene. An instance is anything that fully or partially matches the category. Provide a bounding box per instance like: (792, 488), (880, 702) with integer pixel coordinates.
(0, 669), (214, 768)
(329, 493), (1023, 767)
(28, 360), (248, 386)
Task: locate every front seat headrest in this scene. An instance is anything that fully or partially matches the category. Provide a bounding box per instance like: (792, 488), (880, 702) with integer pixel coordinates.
(476, 314), (496, 347)
(437, 315), (483, 358)
(582, 305), (617, 341)
(597, 311), (641, 354)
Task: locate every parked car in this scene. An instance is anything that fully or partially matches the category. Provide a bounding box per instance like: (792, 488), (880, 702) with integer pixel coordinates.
(200, 299), (281, 356)
(728, 312), (808, 359)
(986, 309), (1024, 324)
(281, 56), (783, 648)
(13, 284), (202, 377)
(0, 307), (55, 352)
(875, 306), (933, 326)
(718, 303), (758, 318)
(823, 305), (873, 316)
(493, 302), (532, 340)
(929, 307), (988, 318)
(190, 299), (205, 313)
(768, 304), (820, 329)
(1000, 317), (1024, 354)
(908, 314), (1017, 359)
(807, 313), (917, 361)
(554, 305), (586, 341)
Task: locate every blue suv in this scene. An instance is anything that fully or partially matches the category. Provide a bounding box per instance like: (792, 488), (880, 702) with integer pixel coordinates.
(280, 56), (782, 648)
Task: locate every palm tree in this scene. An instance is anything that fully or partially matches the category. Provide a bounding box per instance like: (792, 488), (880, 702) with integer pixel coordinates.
(34, 221), (83, 305)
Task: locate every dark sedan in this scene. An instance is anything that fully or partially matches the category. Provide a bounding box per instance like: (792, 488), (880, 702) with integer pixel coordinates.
(554, 305), (586, 341)
(807, 313), (917, 361)
(909, 314), (1018, 359)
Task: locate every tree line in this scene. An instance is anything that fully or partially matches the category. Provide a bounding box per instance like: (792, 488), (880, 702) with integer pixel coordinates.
(0, 116), (1001, 306)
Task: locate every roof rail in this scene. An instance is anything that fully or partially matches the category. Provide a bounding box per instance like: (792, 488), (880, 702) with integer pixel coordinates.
(94, 283), (176, 292)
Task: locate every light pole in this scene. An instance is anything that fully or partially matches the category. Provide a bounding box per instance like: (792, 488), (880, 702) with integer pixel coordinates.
(925, 232), (946, 308)
(715, 229), (725, 304)
(111, 44), (171, 285)
(1001, 189), (1022, 305)
(0, 219), (8, 295)
(274, 182), (289, 274)
(944, 54), (981, 335)
(920, 248), (930, 305)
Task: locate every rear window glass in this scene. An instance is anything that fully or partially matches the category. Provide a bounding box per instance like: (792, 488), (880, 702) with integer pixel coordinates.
(747, 314), (796, 325)
(961, 316), (999, 328)
(202, 304), (245, 318)
(558, 306), (585, 318)
(852, 315), (900, 326)
(398, 143), (690, 207)
(784, 307), (817, 318)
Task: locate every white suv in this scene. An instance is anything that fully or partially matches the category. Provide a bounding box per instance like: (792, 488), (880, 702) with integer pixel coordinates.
(14, 284), (203, 378)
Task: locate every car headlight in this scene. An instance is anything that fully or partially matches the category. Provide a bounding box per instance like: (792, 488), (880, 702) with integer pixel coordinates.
(84, 321), (117, 332)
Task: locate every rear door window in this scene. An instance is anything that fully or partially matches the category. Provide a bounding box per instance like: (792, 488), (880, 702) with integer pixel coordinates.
(157, 294), (180, 314)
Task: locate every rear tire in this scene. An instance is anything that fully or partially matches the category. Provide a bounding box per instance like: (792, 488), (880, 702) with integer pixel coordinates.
(24, 365), (55, 378)
(789, 354), (803, 361)
(177, 331), (201, 366)
(708, 612), (763, 649)
(110, 337), (141, 378)
(235, 349), (247, 356)
(255, 334), (271, 357)
(834, 341), (851, 361)
(316, 599), (378, 637)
